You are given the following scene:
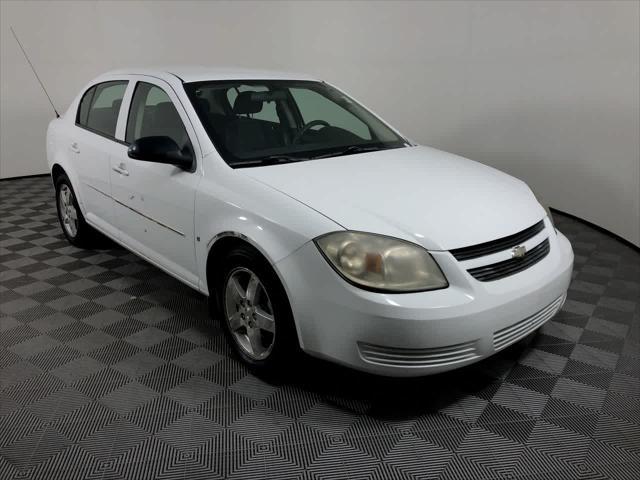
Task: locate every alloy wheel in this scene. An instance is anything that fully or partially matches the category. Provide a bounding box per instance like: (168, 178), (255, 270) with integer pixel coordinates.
(59, 184), (78, 238)
(224, 267), (276, 360)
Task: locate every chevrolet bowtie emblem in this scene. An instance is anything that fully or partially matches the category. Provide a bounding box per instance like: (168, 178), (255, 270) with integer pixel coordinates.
(512, 245), (527, 259)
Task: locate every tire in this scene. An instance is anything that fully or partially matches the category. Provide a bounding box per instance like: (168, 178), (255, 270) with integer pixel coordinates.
(54, 174), (97, 248)
(212, 244), (298, 373)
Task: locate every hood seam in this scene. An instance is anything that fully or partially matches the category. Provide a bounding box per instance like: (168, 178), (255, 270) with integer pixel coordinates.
(242, 172), (347, 231)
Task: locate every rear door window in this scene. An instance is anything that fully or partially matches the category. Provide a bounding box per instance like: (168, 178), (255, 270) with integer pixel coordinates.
(76, 81), (128, 138)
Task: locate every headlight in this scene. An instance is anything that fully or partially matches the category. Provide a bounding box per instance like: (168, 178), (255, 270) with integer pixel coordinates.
(531, 188), (556, 230)
(315, 231), (448, 292)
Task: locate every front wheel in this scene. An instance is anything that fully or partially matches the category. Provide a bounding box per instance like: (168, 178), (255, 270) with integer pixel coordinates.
(213, 245), (298, 372)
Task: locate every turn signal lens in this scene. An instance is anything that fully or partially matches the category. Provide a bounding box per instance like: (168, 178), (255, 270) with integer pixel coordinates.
(315, 231), (448, 292)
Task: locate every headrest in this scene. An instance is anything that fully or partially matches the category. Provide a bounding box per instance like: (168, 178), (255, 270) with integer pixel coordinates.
(154, 102), (177, 116)
(112, 99), (122, 111)
(233, 91), (262, 115)
(152, 102), (182, 127)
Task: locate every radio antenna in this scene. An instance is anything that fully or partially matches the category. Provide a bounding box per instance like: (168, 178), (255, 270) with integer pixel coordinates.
(10, 26), (60, 118)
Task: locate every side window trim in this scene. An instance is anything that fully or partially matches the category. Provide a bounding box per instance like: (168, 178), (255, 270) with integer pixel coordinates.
(75, 80), (129, 143)
(75, 123), (129, 146)
(124, 81), (147, 146)
(114, 80), (136, 142)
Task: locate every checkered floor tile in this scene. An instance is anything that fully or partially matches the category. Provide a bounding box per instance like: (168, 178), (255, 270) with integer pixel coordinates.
(1, 176), (639, 479)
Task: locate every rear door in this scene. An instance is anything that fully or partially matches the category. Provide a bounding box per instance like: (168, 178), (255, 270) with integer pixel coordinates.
(109, 77), (201, 287)
(73, 80), (128, 236)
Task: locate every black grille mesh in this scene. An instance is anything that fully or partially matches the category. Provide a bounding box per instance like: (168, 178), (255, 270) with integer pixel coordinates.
(467, 238), (550, 281)
(450, 220), (545, 261)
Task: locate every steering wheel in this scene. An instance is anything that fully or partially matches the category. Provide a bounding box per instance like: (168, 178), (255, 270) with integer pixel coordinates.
(293, 120), (330, 144)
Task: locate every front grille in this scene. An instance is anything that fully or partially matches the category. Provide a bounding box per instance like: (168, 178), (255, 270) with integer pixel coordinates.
(467, 238), (550, 282)
(493, 294), (566, 350)
(450, 220), (545, 261)
(358, 340), (479, 367)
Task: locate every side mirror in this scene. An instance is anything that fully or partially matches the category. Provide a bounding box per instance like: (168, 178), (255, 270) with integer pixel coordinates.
(127, 136), (193, 170)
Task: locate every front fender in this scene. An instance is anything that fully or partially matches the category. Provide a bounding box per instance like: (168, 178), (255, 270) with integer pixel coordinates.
(194, 173), (340, 293)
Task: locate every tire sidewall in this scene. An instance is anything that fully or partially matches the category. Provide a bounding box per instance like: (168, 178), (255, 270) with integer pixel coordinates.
(55, 174), (87, 247)
(214, 245), (297, 370)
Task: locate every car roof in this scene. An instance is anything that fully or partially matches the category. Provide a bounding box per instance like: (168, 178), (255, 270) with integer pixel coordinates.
(104, 66), (318, 83)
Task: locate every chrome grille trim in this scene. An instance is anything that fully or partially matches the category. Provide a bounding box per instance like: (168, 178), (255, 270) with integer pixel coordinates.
(493, 294), (566, 351)
(358, 340), (479, 367)
(450, 220), (545, 261)
(467, 238), (550, 282)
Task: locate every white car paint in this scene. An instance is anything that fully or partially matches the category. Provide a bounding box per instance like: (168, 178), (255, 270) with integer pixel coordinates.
(244, 145), (545, 251)
(109, 75), (203, 287)
(47, 67), (573, 376)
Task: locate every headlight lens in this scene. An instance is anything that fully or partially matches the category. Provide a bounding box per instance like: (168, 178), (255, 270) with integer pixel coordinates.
(315, 231), (448, 292)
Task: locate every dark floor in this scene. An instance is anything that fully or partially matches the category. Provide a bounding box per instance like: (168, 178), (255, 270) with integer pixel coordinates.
(0, 176), (639, 480)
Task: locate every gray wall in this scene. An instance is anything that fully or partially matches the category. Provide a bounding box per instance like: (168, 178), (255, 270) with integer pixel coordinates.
(1, 0), (638, 246)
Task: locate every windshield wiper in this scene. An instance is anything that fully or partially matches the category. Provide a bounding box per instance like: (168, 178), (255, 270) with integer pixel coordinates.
(233, 145), (391, 168)
(233, 155), (308, 168)
(311, 144), (388, 159)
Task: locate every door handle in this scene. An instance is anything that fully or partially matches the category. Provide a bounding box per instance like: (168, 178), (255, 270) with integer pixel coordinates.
(112, 163), (129, 176)
(70, 142), (80, 153)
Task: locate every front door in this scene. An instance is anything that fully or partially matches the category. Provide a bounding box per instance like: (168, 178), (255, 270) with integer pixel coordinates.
(109, 78), (200, 287)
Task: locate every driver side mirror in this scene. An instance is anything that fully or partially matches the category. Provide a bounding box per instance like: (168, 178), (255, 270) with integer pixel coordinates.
(127, 136), (193, 170)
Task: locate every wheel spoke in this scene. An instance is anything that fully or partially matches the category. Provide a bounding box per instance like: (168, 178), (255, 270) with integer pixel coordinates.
(224, 267), (275, 361)
(228, 277), (245, 301)
(254, 307), (275, 333)
(246, 274), (259, 303)
(247, 328), (264, 355)
(59, 186), (79, 238)
(228, 312), (244, 331)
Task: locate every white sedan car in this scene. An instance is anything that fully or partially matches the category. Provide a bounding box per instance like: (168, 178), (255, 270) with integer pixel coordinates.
(46, 67), (573, 376)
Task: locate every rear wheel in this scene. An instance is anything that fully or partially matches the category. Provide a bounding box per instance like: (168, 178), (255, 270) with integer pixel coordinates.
(212, 244), (298, 372)
(54, 174), (97, 248)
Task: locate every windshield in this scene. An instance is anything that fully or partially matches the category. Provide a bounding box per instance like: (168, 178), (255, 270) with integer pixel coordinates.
(184, 80), (408, 167)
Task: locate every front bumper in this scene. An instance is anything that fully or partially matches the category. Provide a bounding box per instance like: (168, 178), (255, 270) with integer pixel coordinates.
(275, 222), (574, 377)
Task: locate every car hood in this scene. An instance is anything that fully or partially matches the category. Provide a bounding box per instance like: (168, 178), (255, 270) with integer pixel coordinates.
(243, 145), (545, 251)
